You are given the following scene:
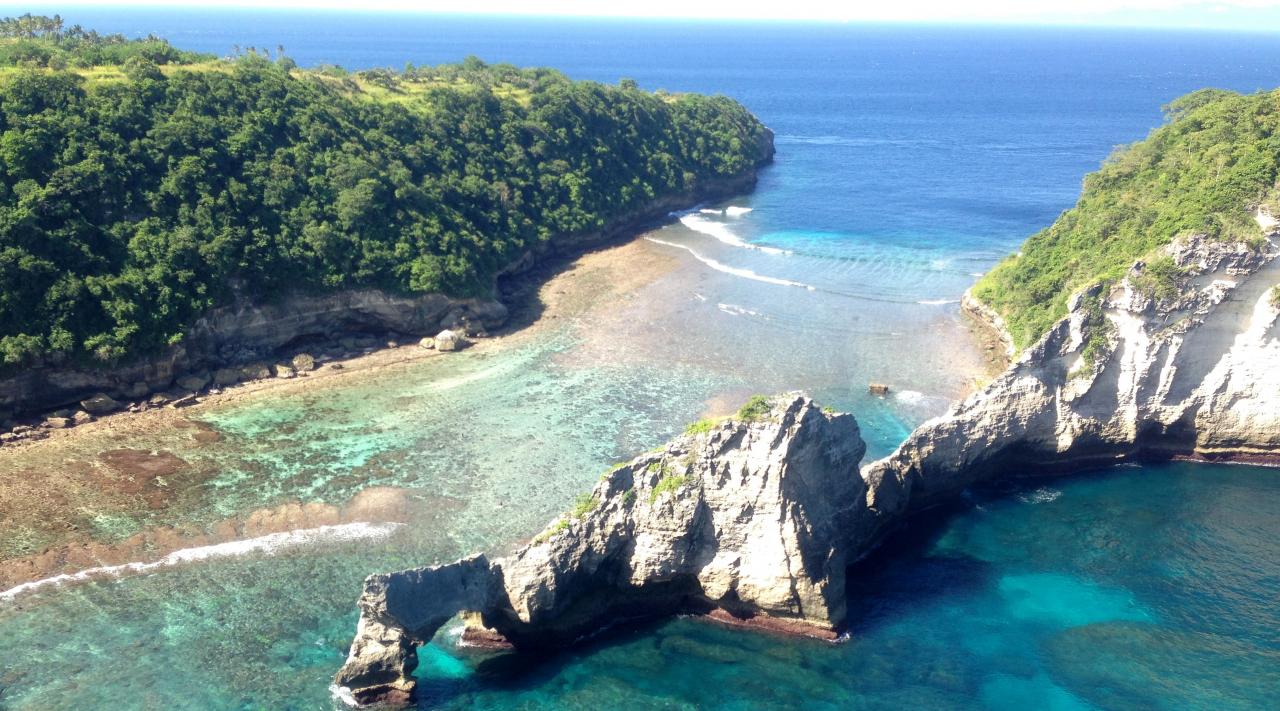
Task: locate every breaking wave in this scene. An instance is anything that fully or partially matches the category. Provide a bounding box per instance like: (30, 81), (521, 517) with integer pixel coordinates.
(1018, 487), (1063, 505)
(678, 214), (789, 255)
(0, 522), (403, 602)
(645, 237), (815, 290)
(917, 298), (960, 305)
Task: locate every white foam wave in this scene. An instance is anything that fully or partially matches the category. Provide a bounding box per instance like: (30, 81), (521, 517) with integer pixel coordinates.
(724, 206), (753, 217)
(645, 237), (815, 291)
(678, 214), (789, 255)
(1018, 487), (1062, 505)
(894, 390), (929, 406)
(699, 208), (724, 215)
(716, 303), (762, 317)
(917, 299), (960, 305)
(0, 522), (402, 602)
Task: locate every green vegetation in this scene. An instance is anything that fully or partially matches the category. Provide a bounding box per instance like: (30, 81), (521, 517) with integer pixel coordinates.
(1129, 254), (1188, 302)
(569, 493), (598, 519)
(0, 13), (212, 69)
(1071, 299), (1115, 379)
(622, 488), (637, 507)
(684, 417), (720, 435)
(0, 19), (770, 371)
(649, 474), (688, 504)
(736, 395), (772, 422)
(531, 518), (570, 545)
(1271, 285), (1280, 309)
(972, 88), (1280, 351)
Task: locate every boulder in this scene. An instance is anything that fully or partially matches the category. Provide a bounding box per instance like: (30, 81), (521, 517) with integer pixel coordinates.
(212, 368), (241, 387)
(176, 372), (211, 392)
(168, 394), (199, 409)
(72, 410), (94, 425)
(868, 383), (890, 396)
(418, 337), (435, 350)
(80, 393), (121, 415)
(43, 417), (71, 429)
(434, 330), (466, 352)
(291, 353), (316, 372)
(273, 364), (296, 379)
(149, 393), (171, 406)
(239, 362), (272, 381)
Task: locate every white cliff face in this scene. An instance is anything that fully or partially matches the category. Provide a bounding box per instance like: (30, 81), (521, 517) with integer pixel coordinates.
(334, 395), (868, 705)
(864, 231), (1280, 519)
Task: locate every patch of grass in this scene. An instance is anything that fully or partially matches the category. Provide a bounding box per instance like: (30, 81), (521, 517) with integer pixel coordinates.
(570, 493), (598, 519)
(1270, 285), (1280, 309)
(736, 395), (772, 422)
(531, 518), (570, 545)
(1070, 298), (1116, 379)
(1130, 254), (1187, 302)
(622, 489), (637, 507)
(649, 474), (689, 504)
(684, 417), (720, 435)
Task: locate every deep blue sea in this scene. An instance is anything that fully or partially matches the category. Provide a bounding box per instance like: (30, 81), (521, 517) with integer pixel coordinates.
(1, 10), (1278, 710)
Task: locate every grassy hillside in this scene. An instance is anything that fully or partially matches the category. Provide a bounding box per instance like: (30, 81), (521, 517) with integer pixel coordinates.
(972, 88), (1280, 350)
(0, 16), (771, 371)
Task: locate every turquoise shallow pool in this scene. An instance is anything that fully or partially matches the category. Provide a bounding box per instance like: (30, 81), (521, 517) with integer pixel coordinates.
(2, 462), (1276, 709)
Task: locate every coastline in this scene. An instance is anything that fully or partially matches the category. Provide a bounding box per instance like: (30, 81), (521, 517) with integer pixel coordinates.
(0, 237), (683, 594)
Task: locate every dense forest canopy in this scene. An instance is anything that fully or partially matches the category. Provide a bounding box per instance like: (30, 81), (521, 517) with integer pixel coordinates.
(973, 88), (1280, 350)
(0, 17), (771, 371)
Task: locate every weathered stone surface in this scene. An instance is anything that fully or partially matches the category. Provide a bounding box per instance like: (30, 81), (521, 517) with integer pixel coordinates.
(176, 373), (210, 392)
(273, 363), (296, 379)
(290, 353), (316, 372)
(212, 368), (241, 387)
(433, 330), (466, 352)
(42, 417), (71, 429)
(335, 395), (867, 704)
(418, 337), (435, 350)
(125, 381), (151, 399)
(79, 393), (120, 415)
(239, 362), (272, 381)
(864, 231), (1280, 518)
(71, 410), (93, 425)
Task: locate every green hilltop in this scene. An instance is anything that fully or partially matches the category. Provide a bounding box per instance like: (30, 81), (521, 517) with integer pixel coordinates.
(0, 14), (771, 370)
(972, 87), (1280, 350)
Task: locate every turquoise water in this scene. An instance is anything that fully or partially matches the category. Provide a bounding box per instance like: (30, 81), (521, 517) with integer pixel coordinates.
(3, 14), (1280, 710)
(3, 463), (1276, 709)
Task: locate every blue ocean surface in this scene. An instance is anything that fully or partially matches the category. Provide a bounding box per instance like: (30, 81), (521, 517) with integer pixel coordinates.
(1, 11), (1279, 710)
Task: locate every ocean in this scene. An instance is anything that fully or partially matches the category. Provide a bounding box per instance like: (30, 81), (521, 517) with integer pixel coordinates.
(1, 10), (1279, 709)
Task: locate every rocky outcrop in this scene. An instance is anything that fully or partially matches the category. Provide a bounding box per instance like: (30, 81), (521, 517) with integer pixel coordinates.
(864, 229), (1280, 517)
(335, 394), (867, 705)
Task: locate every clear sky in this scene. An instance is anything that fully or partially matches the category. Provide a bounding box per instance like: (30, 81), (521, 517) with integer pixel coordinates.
(40, 1), (1280, 30)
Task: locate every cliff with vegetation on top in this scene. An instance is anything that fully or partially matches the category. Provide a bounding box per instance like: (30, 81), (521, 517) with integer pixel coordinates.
(972, 88), (1280, 351)
(0, 16), (773, 413)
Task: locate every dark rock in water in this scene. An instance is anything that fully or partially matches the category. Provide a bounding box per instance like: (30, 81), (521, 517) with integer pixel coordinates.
(79, 393), (120, 415)
(335, 394), (870, 705)
(868, 383), (890, 396)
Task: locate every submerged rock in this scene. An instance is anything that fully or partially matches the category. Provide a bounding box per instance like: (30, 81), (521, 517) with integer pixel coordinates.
(335, 394), (868, 706)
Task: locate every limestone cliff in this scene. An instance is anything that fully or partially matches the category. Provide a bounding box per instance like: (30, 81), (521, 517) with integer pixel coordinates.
(334, 394), (867, 705)
(864, 228), (1280, 517)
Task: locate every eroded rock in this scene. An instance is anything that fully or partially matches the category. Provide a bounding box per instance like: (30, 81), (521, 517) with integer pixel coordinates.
(335, 394), (867, 704)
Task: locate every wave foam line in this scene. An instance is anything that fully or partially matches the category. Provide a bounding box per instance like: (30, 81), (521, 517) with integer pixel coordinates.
(678, 214), (789, 255)
(716, 303), (763, 317)
(646, 237), (814, 290)
(917, 299), (960, 305)
(0, 522), (403, 602)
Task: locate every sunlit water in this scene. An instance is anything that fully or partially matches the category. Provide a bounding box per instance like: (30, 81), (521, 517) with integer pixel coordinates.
(3, 13), (1280, 710)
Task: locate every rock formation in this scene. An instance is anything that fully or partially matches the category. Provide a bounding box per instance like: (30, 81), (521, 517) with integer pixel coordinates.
(864, 229), (1280, 517)
(334, 394), (868, 705)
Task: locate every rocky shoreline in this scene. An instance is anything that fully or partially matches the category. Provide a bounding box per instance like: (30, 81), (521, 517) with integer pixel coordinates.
(333, 226), (1280, 706)
(0, 150), (772, 441)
